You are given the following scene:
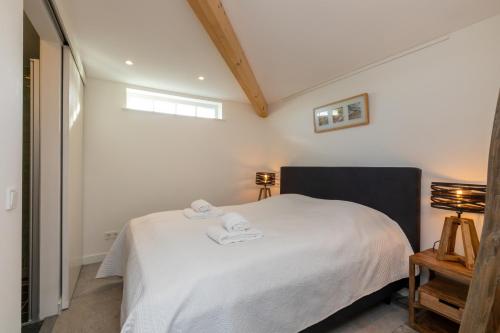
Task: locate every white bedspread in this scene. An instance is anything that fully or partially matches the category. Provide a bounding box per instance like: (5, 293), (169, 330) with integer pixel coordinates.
(97, 194), (414, 333)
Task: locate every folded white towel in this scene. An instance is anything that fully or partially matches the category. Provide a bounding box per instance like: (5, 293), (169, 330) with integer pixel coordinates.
(207, 226), (263, 245)
(191, 199), (212, 213)
(221, 212), (251, 232)
(183, 208), (224, 219)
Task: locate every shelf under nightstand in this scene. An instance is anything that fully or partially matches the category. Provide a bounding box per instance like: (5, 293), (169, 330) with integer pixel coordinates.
(409, 249), (473, 333)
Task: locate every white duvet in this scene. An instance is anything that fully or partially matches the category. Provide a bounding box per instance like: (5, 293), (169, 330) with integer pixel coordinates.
(97, 194), (414, 333)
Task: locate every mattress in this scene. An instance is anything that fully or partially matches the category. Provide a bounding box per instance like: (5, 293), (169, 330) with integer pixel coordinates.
(97, 194), (414, 333)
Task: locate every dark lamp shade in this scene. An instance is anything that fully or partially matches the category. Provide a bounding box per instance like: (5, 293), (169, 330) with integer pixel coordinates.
(256, 172), (276, 186)
(431, 182), (486, 214)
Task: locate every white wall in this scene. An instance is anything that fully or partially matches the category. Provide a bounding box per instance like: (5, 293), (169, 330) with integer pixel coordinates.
(0, 0), (22, 331)
(82, 16), (499, 262)
(82, 79), (269, 262)
(267, 15), (500, 251)
(61, 47), (84, 308)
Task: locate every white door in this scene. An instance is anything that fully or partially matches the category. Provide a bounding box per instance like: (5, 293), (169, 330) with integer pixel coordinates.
(61, 47), (85, 308)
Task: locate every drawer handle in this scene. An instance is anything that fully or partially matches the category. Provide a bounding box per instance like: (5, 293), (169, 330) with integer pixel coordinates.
(438, 298), (460, 310)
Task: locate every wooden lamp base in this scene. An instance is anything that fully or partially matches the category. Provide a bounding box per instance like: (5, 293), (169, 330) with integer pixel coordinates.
(258, 186), (271, 200)
(437, 216), (480, 270)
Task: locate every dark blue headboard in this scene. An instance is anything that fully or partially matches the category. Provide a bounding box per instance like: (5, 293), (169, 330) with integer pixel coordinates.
(280, 167), (421, 252)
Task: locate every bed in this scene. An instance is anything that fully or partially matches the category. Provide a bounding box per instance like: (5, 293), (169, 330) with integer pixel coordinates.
(98, 166), (421, 333)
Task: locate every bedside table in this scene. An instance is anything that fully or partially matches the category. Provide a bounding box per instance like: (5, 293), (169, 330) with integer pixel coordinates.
(409, 249), (473, 333)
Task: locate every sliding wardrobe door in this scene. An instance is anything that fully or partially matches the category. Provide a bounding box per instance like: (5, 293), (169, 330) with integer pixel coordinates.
(38, 39), (63, 319)
(61, 46), (84, 309)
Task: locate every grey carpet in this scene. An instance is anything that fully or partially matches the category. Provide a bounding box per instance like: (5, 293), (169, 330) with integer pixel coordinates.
(21, 321), (44, 333)
(392, 325), (418, 333)
(39, 316), (57, 333)
(48, 263), (122, 333)
(44, 264), (417, 333)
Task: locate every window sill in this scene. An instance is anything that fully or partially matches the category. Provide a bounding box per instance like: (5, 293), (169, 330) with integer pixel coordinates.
(122, 107), (225, 121)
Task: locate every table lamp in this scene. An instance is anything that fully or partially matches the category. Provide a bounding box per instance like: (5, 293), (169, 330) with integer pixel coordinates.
(430, 182), (486, 269)
(256, 172), (275, 200)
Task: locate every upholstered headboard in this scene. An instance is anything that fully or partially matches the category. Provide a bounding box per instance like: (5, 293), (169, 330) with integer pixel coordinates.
(280, 167), (421, 252)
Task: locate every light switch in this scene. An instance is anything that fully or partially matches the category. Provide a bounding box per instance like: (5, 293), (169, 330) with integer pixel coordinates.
(5, 188), (16, 211)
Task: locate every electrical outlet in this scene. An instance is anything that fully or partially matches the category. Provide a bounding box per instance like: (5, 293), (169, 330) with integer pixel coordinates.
(104, 231), (119, 240)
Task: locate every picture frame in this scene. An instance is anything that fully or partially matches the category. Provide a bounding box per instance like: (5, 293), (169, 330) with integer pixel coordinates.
(313, 93), (369, 133)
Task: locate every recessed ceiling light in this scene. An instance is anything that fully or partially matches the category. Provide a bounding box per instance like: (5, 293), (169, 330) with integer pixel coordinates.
(125, 60), (134, 66)
(197, 76), (205, 81)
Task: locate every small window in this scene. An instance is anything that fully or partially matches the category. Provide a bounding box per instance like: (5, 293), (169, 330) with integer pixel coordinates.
(125, 88), (222, 119)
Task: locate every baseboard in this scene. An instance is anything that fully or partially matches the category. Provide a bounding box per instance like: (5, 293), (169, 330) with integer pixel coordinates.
(82, 252), (107, 265)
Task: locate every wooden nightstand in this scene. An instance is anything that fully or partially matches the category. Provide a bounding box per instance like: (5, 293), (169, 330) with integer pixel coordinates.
(409, 249), (473, 333)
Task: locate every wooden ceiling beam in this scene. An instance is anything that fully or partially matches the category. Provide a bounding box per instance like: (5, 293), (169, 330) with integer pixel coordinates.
(187, 0), (268, 117)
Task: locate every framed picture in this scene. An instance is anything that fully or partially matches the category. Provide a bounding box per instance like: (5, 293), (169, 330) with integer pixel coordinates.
(313, 93), (369, 133)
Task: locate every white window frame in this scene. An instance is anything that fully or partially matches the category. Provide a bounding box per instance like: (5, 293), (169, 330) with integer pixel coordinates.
(125, 88), (223, 120)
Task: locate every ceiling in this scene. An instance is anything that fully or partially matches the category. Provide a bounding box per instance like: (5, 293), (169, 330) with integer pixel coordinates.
(59, 0), (500, 104)
(57, 0), (246, 102)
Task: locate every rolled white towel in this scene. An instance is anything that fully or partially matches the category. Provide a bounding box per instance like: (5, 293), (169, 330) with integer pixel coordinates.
(183, 208), (224, 219)
(207, 226), (263, 245)
(191, 199), (212, 213)
(221, 212), (250, 232)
